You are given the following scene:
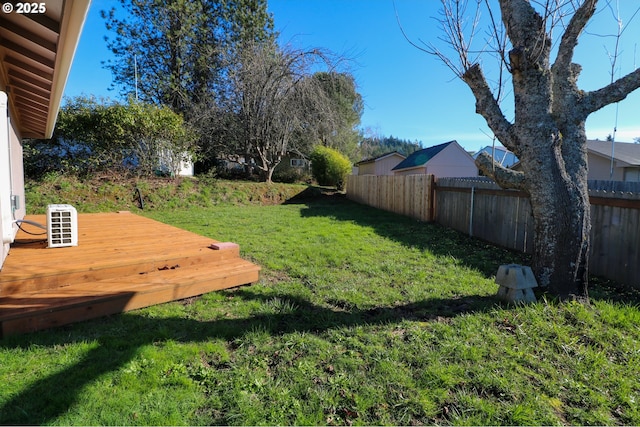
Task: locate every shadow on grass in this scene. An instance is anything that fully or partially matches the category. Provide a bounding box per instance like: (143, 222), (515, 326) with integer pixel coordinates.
(0, 287), (500, 425)
(2, 191), (638, 424)
(290, 191), (640, 306)
(288, 190), (529, 279)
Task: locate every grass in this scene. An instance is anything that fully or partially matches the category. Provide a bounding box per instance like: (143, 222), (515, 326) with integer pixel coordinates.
(25, 172), (308, 213)
(1, 180), (639, 425)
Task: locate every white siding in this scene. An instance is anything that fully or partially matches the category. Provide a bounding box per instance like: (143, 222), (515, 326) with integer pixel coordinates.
(623, 168), (640, 182)
(358, 153), (405, 176)
(178, 159), (194, 176)
(0, 92), (25, 269)
(0, 92), (10, 267)
(393, 166), (427, 176)
(375, 154), (405, 175)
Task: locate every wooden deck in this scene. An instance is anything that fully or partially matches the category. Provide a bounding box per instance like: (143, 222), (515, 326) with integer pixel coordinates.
(0, 212), (260, 338)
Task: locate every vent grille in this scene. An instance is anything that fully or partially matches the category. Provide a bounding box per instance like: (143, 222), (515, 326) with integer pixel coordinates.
(47, 204), (78, 248)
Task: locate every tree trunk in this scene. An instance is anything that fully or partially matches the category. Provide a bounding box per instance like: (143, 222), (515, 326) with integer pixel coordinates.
(442, 0), (640, 302)
(522, 144), (590, 300)
(265, 167), (275, 184)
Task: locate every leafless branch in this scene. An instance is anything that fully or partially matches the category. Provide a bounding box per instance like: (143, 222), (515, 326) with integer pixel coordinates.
(395, 0), (485, 78)
(475, 151), (527, 191)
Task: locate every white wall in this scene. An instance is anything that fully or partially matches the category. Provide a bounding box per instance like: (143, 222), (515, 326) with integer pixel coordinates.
(358, 154), (405, 176)
(0, 91), (25, 269)
(624, 168), (640, 182)
(358, 161), (376, 175)
(393, 166), (426, 176)
(178, 159), (194, 176)
(0, 92), (10, 267)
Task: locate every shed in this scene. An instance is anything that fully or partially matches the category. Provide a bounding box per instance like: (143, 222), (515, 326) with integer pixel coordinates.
(392, 140), (478, 177)
(354, 151), (406, 176)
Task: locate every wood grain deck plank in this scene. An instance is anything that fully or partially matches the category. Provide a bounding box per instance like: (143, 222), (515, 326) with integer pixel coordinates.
(0, 259), (260, 336)
(0, 212), (261, 337)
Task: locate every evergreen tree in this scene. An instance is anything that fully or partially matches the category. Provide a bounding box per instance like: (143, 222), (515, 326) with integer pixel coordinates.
(359, 135), (422, 160)
(101, 0), (274, 114)
(311, 72), (363, 160)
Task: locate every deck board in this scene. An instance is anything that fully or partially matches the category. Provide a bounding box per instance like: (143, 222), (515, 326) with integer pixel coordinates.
(0, 212), (260, 337)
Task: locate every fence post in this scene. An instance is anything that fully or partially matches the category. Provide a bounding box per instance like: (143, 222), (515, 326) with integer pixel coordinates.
(427, 175), (435, 222)
(469, 185), (475, 237)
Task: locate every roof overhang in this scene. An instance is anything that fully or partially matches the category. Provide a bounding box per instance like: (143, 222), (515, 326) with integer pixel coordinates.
(0, 0), (90, 139)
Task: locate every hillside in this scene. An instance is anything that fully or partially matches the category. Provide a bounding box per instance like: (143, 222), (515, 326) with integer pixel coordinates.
(25, 174), (315, 213)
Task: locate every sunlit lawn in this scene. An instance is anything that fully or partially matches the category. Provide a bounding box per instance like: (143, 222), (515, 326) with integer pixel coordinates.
(1, 193), (639, 425)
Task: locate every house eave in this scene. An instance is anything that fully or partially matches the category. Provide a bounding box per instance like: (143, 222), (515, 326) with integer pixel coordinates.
(0, 0), (91, 139)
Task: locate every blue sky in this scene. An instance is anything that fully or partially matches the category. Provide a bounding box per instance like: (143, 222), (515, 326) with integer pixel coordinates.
(64, 0), (640, 152)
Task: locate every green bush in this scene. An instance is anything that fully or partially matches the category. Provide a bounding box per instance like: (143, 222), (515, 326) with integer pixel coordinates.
(23, 96), (197, 179)
(309, 146), (351, 190)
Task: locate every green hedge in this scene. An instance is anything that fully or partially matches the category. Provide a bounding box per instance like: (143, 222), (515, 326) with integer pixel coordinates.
(309, 145), (351, 190)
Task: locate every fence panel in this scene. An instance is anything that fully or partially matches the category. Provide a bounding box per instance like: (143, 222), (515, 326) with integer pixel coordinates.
(589, 188), (640, 286)
(347, 174), (640, 289)
(347, 175), (434, 222)
(434, 178), (535, 253)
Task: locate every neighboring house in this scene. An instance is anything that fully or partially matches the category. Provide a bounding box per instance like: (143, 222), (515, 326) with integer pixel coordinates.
(473, 145), (519, 168)
(288, 156), (309, 168)
(272, 154), (311, 182)
(510, 139), (640, 182)
(354, 151), (406, 176)
(392, 140), (479, 177)
(0, 1), (90, 269)
(587, 140), (640, 181)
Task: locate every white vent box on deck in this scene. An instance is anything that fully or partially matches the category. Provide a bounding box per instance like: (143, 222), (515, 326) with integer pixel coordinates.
(47, 204), (78, 248)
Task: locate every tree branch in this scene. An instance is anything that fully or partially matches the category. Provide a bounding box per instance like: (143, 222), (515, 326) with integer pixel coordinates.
(497, 0), (541, 46)
(475, 151), (527, 191)
(553, 0), (597, 76)
(462, 64), (515, 151)
(580, 68), (640, 116)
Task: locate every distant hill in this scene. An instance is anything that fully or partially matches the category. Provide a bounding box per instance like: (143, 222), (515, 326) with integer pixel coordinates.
(359, 135), (422, 160)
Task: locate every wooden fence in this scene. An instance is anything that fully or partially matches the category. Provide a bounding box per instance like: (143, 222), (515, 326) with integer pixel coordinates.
(435, 178), (533, 252)
(346, 174), (435, 222)
(346, 175), (640, 289)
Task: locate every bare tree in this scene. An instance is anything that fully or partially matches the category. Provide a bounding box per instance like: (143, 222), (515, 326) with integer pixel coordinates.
(412, 0), (640, 300)
(225, 40), (348, 183)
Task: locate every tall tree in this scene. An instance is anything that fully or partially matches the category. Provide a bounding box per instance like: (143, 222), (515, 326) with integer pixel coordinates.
(422, 0), (640, 300)
(101, 0), (274, 114)
(225, 40), (348, 183)
(310, 72), (364, 161)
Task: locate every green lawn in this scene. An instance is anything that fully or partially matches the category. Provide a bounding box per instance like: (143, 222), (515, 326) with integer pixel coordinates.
(1, 191), (639, 425)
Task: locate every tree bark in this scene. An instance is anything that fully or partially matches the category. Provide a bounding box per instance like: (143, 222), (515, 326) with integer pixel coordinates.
(443, 0), (640, 301)
(517, 138), (590, 300)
